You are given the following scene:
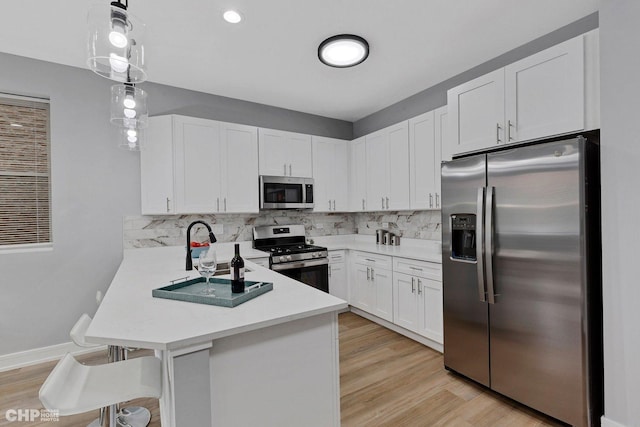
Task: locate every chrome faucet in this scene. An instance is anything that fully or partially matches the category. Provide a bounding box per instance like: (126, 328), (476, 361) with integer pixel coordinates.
(186, 221), (217, 271)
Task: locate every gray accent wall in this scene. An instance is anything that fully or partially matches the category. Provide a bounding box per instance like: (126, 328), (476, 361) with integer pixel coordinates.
(353, 12), (599, 138)
(599, 1), (640, 426)
(0, 52), (350, 357)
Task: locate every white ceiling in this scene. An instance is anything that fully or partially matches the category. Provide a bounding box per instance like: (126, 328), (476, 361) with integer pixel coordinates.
(0, 1), (598, 122)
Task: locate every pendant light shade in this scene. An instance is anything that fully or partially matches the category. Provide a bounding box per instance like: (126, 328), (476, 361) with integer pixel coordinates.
(110, 84), (148, 128)
(87, 2), (147, 83)
(117, 126), (145, 151)
(111, 84), (147, 150)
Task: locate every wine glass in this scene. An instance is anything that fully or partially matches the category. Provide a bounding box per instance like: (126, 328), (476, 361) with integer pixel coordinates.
(198, 248), (217, 295)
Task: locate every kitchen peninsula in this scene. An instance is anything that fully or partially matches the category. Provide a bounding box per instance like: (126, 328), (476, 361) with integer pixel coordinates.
(85, 245), (347, 427)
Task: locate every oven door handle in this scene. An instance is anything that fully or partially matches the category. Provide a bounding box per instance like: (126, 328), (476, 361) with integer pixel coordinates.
(271, 258), (329, 271)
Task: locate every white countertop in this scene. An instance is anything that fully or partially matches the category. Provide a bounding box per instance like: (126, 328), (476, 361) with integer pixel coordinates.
(85, 246), (347, 351)
(313, 235), (443, 264)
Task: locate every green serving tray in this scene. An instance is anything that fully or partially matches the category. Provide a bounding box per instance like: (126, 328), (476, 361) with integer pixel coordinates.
(152, 277), (273, 308)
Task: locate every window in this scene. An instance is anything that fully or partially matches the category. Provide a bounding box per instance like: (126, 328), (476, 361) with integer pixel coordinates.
(0, 94), (51, 248)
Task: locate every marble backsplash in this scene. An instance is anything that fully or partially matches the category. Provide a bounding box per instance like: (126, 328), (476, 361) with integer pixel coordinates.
(123, 210), (441, 249)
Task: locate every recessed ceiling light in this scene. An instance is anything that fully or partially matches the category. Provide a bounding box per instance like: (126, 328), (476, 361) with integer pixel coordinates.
(223, 10), (242, 24)
(318, 34), (369, 68)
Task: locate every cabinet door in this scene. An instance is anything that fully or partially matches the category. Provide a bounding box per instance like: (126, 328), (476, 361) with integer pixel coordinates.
(286, 132), (313, 178)
(417, 278), (443, 344)
(328, 262), (348, 301)
(220, 122), (259, 213)
(366, 130), (389, 211)
(351, 265), (374, 312)
(393, 272), (418, 332)
(409, 111), (436, 210)
(332, 140), (349, 211)
(434, 106), (447, 208)
(174, 117), (221, 213)
(387, 122), (410, 210)
(349, 137), (367, 211)
(447, 68), (505, 158)
(312, 137), (336, 212)
(258, 128), (291, 176)
(372, 268), (393, 322)
(141, 116), (174, 214)
(505, 36), (584, 143)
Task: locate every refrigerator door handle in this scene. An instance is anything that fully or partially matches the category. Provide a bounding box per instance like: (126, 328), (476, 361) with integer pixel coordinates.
(485, 186), (496, 304)
(476, 187), (487, 302)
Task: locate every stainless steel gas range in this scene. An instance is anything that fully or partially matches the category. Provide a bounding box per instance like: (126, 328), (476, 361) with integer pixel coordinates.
(253, 225), (329, 293)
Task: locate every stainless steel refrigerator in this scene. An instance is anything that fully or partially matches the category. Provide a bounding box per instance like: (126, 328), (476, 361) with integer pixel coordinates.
(441, 135), (603, 426)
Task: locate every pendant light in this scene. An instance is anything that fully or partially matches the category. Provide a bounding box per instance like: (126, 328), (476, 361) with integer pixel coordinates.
(87, 0), (147, 83)
(111, 83), (147, 150)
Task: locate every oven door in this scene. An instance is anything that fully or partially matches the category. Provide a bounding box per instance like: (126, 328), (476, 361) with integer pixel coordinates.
(271, 258), (329, 293)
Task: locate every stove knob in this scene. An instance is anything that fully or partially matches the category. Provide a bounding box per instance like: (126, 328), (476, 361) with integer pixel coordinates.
(279, 256), (286, 262)
(286, 255), (292, 261)
(313, 252), (320, 258)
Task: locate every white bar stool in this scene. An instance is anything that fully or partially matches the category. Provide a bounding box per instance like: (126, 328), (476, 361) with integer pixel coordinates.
(69, 313), (154, 427)
(39, 353), (161, 425)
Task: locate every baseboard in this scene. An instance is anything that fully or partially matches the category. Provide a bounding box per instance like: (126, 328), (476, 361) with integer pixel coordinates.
(602, 416), (627, 427)
(0, 341), (107, 372)
(350, 307), (443, 353)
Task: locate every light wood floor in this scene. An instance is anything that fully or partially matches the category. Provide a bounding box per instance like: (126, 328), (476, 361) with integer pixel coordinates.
(1, 312), (563, 426)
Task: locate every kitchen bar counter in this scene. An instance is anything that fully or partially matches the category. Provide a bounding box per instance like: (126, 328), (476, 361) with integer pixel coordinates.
(86, 246), (346, 427)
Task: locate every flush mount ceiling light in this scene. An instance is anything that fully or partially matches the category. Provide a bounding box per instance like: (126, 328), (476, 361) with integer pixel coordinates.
(87, 0), (147, 83)
(223, 10), (242, 24)
(318, 34), (369, 68)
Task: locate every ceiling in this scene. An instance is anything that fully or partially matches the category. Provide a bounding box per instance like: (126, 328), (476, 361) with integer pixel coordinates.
(0, 1), (598, 122)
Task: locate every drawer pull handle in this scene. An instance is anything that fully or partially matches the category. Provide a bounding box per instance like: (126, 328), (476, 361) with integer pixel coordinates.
(409, 266), (423, 271)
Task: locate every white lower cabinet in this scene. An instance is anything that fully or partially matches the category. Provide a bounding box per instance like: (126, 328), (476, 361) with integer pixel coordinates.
(328, 250), (348, 301)
(392, 257), (443, 344)
(350, 252), (393, 322)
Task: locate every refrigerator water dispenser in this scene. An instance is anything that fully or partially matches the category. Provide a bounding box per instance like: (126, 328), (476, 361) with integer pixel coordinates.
(451, 214), (476, 261)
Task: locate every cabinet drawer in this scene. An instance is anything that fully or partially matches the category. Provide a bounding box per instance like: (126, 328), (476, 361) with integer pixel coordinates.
(353, 251), (392, 270)
(328, 250), (346, 264)
(393, 257), (442, 281)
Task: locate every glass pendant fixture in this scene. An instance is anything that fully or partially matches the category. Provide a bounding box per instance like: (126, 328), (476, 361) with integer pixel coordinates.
(111, 83), (147, 150)
(116, 126), (145, 151)
(318, 35), (369, 68)
(87, 0), (147, 83)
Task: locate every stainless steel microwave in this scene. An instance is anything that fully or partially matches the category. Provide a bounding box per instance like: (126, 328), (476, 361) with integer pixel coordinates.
(259, 175), (314, 210)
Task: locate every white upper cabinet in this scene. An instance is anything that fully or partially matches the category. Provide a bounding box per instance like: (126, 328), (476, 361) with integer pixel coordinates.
(312, 136), (349, 212)
(349, 137), (367, 212)
(141, 116), (175, 214)
(173, 117), (222, 214)
(505, 36), (584, 143)
(364, 121), (410, 211)
(365, 128), (389, 211)
(220, 123), (259, 213)
(446, 32), (596, 158)
(258, 128), (312, 178)
(434, 106), (447, 196)
(447, 68), (506, 158)
(409, 111), (437, 210)
(141, 115), (259, 215)
(387, 122), (410, 210)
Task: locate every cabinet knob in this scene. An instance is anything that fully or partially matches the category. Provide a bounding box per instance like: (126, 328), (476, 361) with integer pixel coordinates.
(418, 279), (423, 295)
(496, 123), (502, 144)
(508, 120), (515, 141)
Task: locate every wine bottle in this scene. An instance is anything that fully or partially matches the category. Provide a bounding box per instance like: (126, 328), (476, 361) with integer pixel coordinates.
(230, 243), (245, 293)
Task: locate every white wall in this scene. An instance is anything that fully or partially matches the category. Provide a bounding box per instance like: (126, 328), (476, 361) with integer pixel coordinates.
(599, 1), (640, 426)
(0, 53), (349, 357)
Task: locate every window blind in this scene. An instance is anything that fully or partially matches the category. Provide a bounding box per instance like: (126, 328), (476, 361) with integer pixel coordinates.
(0, 95), (51, 247)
